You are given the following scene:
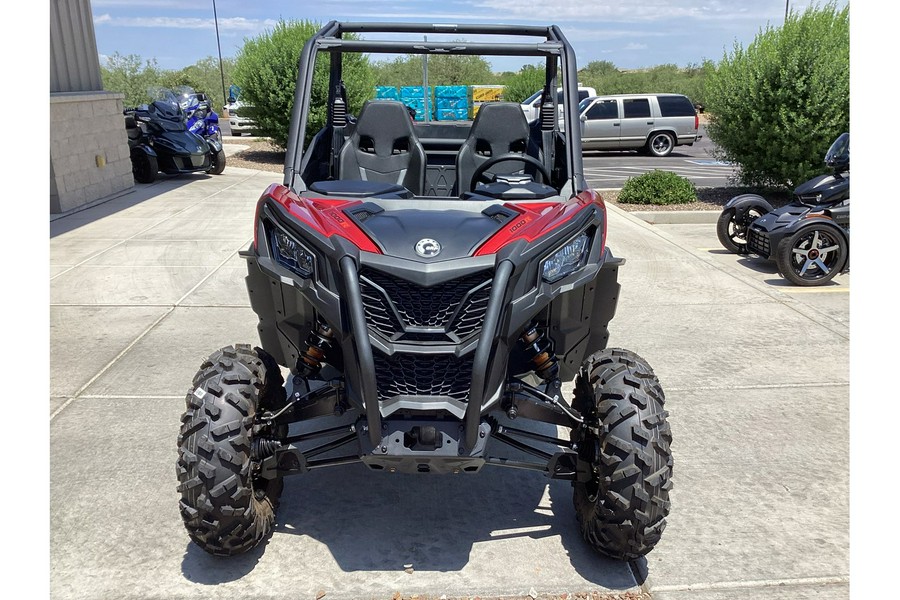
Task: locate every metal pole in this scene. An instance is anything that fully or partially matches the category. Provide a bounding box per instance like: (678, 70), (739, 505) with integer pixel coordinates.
(785, 0), (789, 22)
(422, 35), (429, 122)
(212, 0), (227, 108)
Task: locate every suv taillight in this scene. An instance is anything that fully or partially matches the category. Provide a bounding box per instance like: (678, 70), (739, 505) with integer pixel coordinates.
(694, 113), (699, 130)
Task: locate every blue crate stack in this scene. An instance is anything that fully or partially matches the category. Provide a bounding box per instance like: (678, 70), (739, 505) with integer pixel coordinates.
(434, 85), (469, 121)
(400, 86), (432, 121)
(375, 86), (400, 100)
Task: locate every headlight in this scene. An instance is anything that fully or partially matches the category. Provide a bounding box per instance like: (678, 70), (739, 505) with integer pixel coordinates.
(541, 232), (590, 283)
(271, 226), (315, 278)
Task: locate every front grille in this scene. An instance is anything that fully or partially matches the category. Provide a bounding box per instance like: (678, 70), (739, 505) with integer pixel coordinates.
(359, 268), (492, 340)
(747, 227), (771, 257)
(373, 351), (474, 402)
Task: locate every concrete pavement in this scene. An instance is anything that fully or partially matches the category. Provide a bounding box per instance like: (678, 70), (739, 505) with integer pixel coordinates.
(49, 168), (849, 599)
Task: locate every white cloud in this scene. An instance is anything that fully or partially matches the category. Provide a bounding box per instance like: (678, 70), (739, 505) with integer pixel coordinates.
(623, 43), (649, 51)
(92, 15), (277, 32)
(92, 0), (205, 7)
(464, 0), (794, 23)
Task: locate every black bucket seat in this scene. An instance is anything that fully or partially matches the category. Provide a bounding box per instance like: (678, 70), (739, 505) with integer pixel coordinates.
(338, 101), (426, 194)
(455, 102), (542, 194)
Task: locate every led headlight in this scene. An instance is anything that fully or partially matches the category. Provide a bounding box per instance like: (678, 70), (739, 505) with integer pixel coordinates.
(541, 232), (590, 283)
(270, 226), (315, 278)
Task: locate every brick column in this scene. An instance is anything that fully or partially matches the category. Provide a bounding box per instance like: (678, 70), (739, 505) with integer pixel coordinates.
(49, 91), (134, 214)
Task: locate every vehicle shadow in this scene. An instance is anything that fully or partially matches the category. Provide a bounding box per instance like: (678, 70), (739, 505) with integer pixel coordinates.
(582, 149), (693, 159)
(49, 174), (208, 238)
(763, 277), (844, 288)
(180, 539), (268, 585)
(191, 417), (643, 589)
(736, 256), (779, 274)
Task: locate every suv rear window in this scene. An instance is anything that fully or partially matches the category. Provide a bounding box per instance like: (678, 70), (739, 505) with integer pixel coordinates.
(623, 98), (651, 119)
(657, 95), (696, 117)
(586, 100), (618, 120)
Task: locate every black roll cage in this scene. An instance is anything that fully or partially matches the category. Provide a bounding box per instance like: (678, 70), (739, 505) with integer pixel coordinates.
(282, 21), (588, 198)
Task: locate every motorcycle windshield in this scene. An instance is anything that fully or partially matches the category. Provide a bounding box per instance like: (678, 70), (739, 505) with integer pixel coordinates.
(825, 133), (849, 164)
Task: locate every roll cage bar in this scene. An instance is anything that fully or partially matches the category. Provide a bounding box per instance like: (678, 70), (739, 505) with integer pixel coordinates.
(283, 21), (587, 198)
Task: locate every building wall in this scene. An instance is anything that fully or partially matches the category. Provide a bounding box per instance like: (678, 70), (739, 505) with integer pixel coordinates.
(50, 92), (133, 214)
(50, 0), (134, 214)
(51, 0), (103, 93)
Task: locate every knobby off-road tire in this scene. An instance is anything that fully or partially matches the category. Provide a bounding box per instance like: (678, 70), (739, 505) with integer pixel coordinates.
(176, 344), (286, 556)
(571, 348), (673, 560)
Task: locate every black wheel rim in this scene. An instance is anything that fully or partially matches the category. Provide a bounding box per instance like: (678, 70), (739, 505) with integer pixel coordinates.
(728, 208), (763, 245)
(651, 134), (672, 155)
(789, 229), (843, 281)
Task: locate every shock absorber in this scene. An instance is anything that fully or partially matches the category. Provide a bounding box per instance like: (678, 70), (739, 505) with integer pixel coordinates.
(519, 324), (559, 382)
(297, 319), (335, 377)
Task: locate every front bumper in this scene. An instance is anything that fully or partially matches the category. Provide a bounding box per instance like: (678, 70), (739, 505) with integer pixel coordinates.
(243, 196), (620, 451)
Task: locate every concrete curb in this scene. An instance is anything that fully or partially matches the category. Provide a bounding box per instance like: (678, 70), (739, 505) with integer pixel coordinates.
(628, 210), (720, 225)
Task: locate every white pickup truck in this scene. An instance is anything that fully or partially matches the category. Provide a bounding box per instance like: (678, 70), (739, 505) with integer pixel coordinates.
(520, 86), (597, 121)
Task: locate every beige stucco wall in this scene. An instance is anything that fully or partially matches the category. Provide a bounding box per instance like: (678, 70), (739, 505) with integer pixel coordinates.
(49, 91), (133, 214)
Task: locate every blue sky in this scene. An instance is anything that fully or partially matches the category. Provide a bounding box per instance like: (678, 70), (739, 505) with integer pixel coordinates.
(90, 0), (844, 72)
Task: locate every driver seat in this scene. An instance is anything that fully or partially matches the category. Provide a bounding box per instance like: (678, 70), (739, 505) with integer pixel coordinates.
(454, 102), (540, 194)
(338, 101), (426, 194)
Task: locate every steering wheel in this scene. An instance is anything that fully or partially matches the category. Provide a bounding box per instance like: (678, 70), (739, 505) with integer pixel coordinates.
(469, 153), (551, 192)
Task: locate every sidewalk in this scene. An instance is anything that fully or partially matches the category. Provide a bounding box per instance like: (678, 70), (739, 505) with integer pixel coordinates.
(49, 168), (849, 599)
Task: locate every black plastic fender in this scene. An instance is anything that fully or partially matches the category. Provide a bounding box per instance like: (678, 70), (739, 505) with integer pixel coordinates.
(130, 144), (157, 159)
(207, 138), (223, 153)
(723, 193), (775, 221)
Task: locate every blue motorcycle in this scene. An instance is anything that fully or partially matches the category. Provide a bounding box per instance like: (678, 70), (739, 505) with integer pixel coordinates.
(124, 87), (225, 183)
(177, 86), (221, 143)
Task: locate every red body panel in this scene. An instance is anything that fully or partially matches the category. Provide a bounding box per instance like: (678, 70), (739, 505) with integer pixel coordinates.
(256, 184), (382, 253)
(474, 189), (606, 256)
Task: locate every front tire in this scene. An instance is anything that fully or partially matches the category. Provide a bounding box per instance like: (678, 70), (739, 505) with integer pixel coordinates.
(646, 132), (674, 157)
(176, 344), (286, 556)
(132, 152), (157, 184)
(571, 348), (673, 560)
(776, 224), (847, 286)
(716, 205), (767, 254)
(209, 149), (226, 175)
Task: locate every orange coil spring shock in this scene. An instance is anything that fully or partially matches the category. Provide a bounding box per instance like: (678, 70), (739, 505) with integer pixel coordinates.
(519, 325), (559, 382)
(298, 320), (335, 377)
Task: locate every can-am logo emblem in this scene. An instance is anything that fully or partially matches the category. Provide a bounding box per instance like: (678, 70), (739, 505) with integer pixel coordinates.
(415, 238), (442, 258)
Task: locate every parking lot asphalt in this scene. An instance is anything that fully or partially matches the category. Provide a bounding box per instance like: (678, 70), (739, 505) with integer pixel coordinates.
(49, 167), (849, 599)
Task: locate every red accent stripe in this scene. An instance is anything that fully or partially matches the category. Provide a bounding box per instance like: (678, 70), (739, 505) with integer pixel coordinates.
(254, 184), (382, 254)
(474, 190), (606, 256)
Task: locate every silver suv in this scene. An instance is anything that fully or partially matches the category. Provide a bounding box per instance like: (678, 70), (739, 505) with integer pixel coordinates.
(577, 93), (701, 157)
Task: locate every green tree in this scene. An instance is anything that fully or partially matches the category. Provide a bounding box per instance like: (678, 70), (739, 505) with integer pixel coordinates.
(100, 52), (162, 107)
(578, 60), (712, 105)
(161, 56), (237, 114)
(578, 60), (619, 91)
(372, 54), (496, 87)
(233, 19), (374, 148)
(500, 64), (546, 103)
(704, 2), (849, 188)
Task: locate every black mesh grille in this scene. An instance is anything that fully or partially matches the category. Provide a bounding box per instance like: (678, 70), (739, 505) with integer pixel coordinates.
(374, 351), (474, 402)
(359, 268), (492, 339)
(748, 227), (771, 257)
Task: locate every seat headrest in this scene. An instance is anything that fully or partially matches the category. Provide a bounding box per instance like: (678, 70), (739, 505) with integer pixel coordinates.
(353, 101), (418, 157)
(470, 102), (530, 142)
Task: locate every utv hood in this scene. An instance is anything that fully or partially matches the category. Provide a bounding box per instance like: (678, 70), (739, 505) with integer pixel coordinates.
(349, 207), (505, 261)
